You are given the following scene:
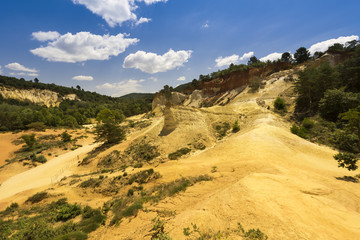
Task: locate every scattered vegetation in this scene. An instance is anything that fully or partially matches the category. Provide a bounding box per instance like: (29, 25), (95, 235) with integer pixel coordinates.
(232, 120), (240, 133)
(168, 147), (191, 160)
(0, 198), (106, 240)
(25, 191), (48, 204)
(214, 122), (231, 139)
(274, 97), (287, 112)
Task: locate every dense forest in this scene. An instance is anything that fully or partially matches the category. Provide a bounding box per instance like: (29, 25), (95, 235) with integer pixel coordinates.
(0, 76), (153, 131)
(290, 41), (360, 170)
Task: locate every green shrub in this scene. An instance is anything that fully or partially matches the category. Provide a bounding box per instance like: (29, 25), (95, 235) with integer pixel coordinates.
(232, 120), (240, 133)
(244, 228), (268, 240)
(301, 118), (314, 130)
(290, 124), (307, 138)
(334, 152), (358, 171)
(214, 122), (231, 139)
(36, 154), (47, 163)
(56, 203), (81, 221)
(54, 232), (87, 240)
(61, 132), (72, 143)
(168, 148), (191, 160)
(26, 122), (47, 131)
(26, 192), (48, 204)
(79, 178), (102, 188)
(21, 134), (37, 150)
(274, 97), (286, 111)
(122, 201), (143, 217)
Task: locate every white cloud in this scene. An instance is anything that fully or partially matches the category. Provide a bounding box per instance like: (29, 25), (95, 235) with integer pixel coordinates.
(72, 0), (167, 27)
(215, 51), (254, 68)
(239, 51), (254, 61)
(135, 17), (151, 26)
(5, 62), (38, 73)
(30, 31), (139, 63)
(202, 23), (209, 28)
(0, 66), (2, 75)
(149, 76), (158, 82)
(32, 31), (60, 41)
(96, 79), (143, 96)
(9, 72), (39, 77)
(123, 49), (192, 74)
(72, 75), (94, 81)
(215, 54), (239, 68)
(177, 76), (186, 81)
(309, 35), (359, 55)
(260, 52), (283, 62)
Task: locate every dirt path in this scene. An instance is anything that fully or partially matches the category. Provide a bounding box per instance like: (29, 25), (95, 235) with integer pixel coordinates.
(0, 143), (100, 201)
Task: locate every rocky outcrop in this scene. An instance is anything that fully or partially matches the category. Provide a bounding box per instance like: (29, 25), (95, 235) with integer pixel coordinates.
(152, 92), (187, 110)
(0, 86), (79, 107)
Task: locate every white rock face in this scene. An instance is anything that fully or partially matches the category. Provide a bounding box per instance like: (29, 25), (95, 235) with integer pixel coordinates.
(0, 86), (79, 107)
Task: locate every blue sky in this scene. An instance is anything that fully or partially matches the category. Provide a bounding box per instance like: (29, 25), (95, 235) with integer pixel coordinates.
(0, 0), (359, 96)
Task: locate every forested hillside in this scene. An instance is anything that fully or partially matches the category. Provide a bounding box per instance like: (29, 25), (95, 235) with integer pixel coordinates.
(0, 76), (153, 131)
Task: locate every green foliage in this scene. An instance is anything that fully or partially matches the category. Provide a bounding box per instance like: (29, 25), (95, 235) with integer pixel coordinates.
(56, 203), (81, 221)
(214, 122), (231, 139)
(36, 154), (47, 163)
(21, 134), (37, 150)
(121, 201), (143, 217)
(127, 169), (160, 185)
(125, 142), (160, 162)
(26, 121), (46, 131)
(168, 148), (191, 160)
(232, 120), (240, 133)
(244, 228), (268, 240)
(95, 122), (126, 144)
(0, 197), (104, 240)
(294, 47), (310, 64)
(79, 178), (103, 188)
(290, 124), (308, 138)
(151, 217), (173, 240)
(61, 131), (72, 143)
(333, 152), (358, 171)
(274, 97), (287, 111)
(301, 118), (314, 130)
(281, 52), (293, 63)
(318, 88), (360, 121)
(340, 106), (360, 150)
(25, 192), (48, 204)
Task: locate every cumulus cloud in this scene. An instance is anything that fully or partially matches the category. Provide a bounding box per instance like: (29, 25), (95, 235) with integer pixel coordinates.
(96, 79), (143, 96)
(9, 72), (39, 77)
(239, 51), (254, 61)
(32, 31), (60, 41)
(215, 54), (239, 68)
(30, 31), (139, 63)
(309, 35), (359, 55)
(72, 75), (94, 81)
(215, 51), (254, 68)
(177, 76), (186, 81)
(72, 0), (167, 27)
(123, 49), (192, 74)
(260, 52), (283, 62)
(5, 62), (38, 73)
(135, 17), (151, 26)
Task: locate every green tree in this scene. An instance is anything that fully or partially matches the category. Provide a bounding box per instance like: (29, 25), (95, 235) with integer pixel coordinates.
(318, 88), (360, 121)
(294, 47), (310, 64)
(95, 122), (126, 144)
(96, 109), (115, 123)
(339, 106), (360, 150)
(281, 52), (292, 63)
(274, 97), (287, 111)
(333, 152), (358, 171)
(248, 56), (260, 65)
(21, 134), (37, 150)
(61, 131), (72, 143)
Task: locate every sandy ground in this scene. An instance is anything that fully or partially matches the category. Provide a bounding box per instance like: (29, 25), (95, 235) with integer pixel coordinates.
(0, 143), (100, 206)
(0, 132), (23, 165)
(1, 75), (360, 239)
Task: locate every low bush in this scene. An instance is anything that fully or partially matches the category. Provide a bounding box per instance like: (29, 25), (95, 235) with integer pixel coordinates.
(274, 97), (287, 111)
(56, 203), (81, 221)
(168, 148), (191, 160)
(26, 192), (48, 204)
